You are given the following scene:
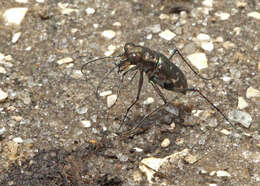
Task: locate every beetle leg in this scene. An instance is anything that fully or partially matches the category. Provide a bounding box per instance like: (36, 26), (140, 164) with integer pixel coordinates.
(109, 66), (139, 110)
(169, 48), (215, 80)
(150, 81), (168, 104)
(119, 70), (144, 130)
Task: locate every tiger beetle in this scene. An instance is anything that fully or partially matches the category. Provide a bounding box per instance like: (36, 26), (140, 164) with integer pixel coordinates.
(81, 43), (237, 134)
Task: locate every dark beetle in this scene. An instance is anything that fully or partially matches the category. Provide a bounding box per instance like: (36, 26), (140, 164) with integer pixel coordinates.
(81, 43), (236, 132)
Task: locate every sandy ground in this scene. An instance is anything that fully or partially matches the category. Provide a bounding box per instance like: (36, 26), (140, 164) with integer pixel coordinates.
(0, 0), (259, 185)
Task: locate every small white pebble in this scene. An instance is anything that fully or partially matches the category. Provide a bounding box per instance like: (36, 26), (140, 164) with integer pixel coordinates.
(161, 138), (171, 147)
(201, 41), (214, 52)
(222, 41), (236, 49)
(215, 12), (230, 20)
(146, 34), (152, 40)
(246, 87), (260, 98)
(159, 29), (176, 41)
(220, 129), (231, 135)
(0, 89), (8, 102)
(233, 27), (241, 35)
(36, 0), (45, 3)
(222, 76), (231, 82)
(15, 0), (28, 3)
(209, 171), (216, 176)
(159, 14), (170, 19)
(202, 0), (213, 7)
(0, 127), (6, 135)
(81, 120), (91, 128)
(3, 8), (28, 25)
(12, 32), (21, 43)
(13, 137), (23, 143)
(215, 36), (224, 43)
(0, 66), (6, 74)
(248, 12), (260, 20)
(187, 53), (208, 70)
(101, 30), (116, 40)
(197, 33), (211, 41)
(228, 110), (252, 128)
(133, 147), (143, 152)
(113, 22), (121, 27)
(104, 44), (116, 56)
(216, 170), (231, 177)
(85, 8), (95, 15)
(57, 57), (73, 65)
(143, 97), (154, 105)
(238, 97), (248, 109)
(107, 94), (117, 108)
(99, 90), (112, 97)
(58, 3), (78, 15)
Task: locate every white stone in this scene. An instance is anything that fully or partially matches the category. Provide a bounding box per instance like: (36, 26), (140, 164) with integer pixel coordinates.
(58, 3), (78, 15)
(220, 129), (231, 135)
(222, 76), (231, 82)
(139, 149), (189, 183)
(113, 22), (121, 27)
(201, 41), (214, 52)
(85, 8), (95, 15)
(238, 97), (248, 109)
(0, 89), (8, 102)
(236, 1), (247, 8)
(187, 53), (208, 70)
(0, 127), (6, 135)
(248, 12), (260, 20)
(36, 0), (45, 3)
(202, 0), (213, 7)
(133, 147), (143, 152)
(12, 32), (21, 43)
(246, 87), (260, 98)
(107, 94), (117, 108)
(13, 137), (23, 143)
(223, 41), (236, 49)
(99, 90), (112, 97)
(197, 33), (211, 41)
(57, 57), (73, 65)
(15, 0), (28, 3)
(104, 45), (116, 56)
(81, 120), (91, 128)
(143, 97), (154, 105)
(161, 138), (171, 147)
(228, 110), (252, 128)
(0, 66), (6, 74)
(101, 30), (116, 40)
(3, 8), (28, 25)
(233, 27), (241, 35)
(215, 12), (230, 20)
(216, 170), (231, 177)
(209, 171), (216, 176)
(159, 14), (170, 20)
(159, 29), (176, 41)
(215, 36), (224, 42)
(146, 34), (152, 40)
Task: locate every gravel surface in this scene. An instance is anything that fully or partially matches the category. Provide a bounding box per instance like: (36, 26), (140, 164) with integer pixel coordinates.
(0, 0), (259, 185)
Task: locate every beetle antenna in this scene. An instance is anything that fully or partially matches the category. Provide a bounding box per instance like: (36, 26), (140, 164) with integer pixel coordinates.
(170, 49), (216, 80)
(80, 53), (124, 74)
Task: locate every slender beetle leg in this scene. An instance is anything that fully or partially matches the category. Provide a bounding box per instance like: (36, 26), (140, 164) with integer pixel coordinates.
(150, 81), (168, 104)
(124, 80), (169, 136)
(119, 70), (144, 130)
(169, 48), (215, 80)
